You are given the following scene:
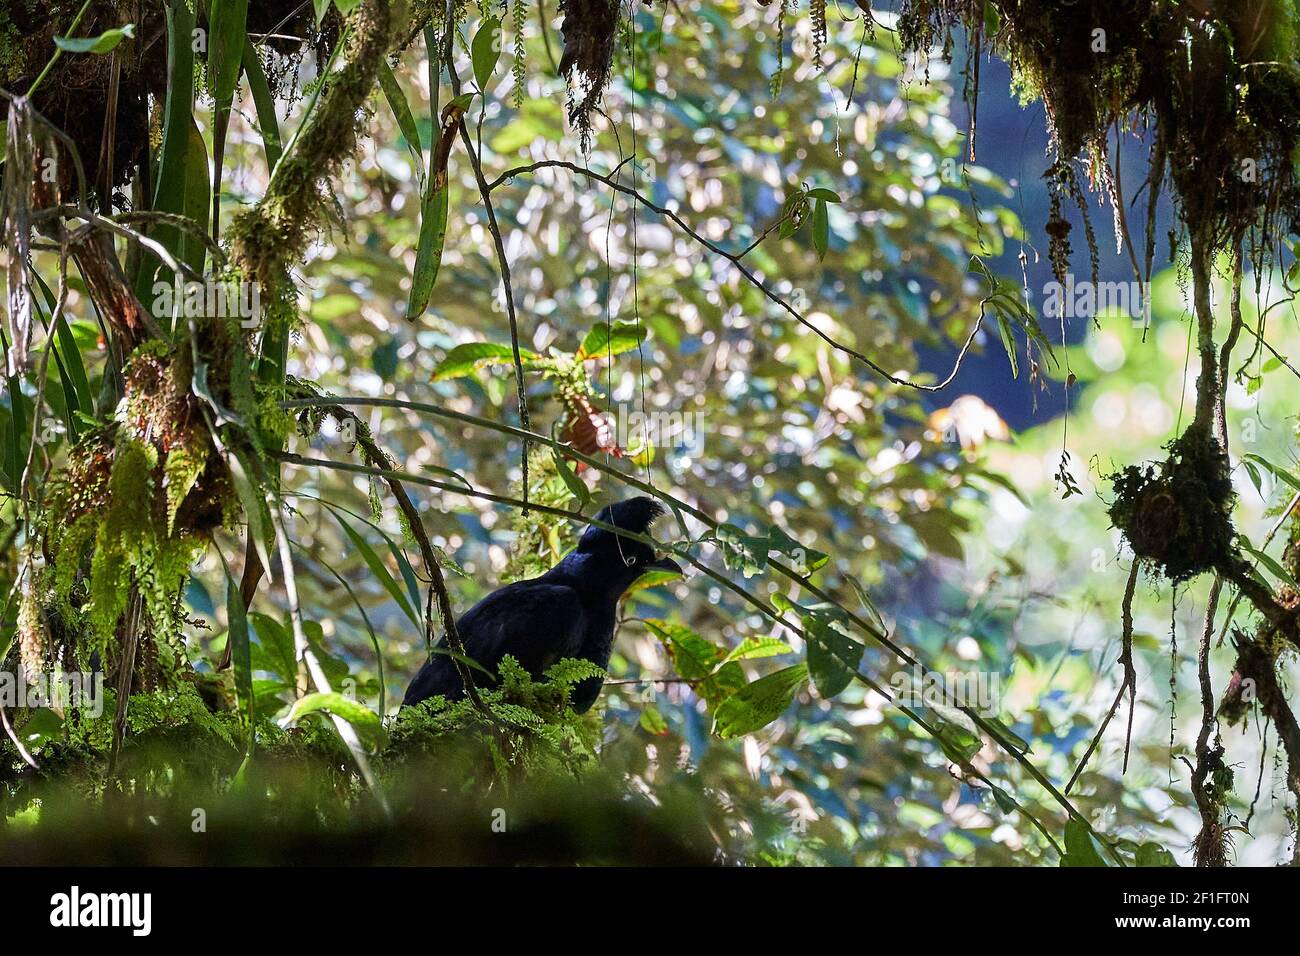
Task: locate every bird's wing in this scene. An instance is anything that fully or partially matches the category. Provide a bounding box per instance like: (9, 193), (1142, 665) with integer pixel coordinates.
(457, 581), (588, 676)
(403, 581), (587, 707)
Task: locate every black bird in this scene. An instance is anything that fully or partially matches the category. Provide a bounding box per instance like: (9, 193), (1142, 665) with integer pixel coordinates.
(403, 497), (682, 713)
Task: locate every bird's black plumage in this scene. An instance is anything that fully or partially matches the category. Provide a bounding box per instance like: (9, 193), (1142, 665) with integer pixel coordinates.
(403, 497), (680, 713)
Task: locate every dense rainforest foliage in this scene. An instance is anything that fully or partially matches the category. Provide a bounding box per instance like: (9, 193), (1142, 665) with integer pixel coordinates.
(2, 0), (1300, 866)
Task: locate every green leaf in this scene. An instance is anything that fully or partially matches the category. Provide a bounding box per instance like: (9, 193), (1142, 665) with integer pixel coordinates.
(989, 785), (1017, 815)
(471, 16), (503, 92)
(1134, 842), (1177, 867)
(224, 565), (254, 730)
(804, 612), (863, 698)
(721, 636), (793, 664)
(449, 92), (477, 113)
(551, 447), (590, 507)
(712, 523), (769, 578)
(625, 567), (681, 596)
(712, 663), (808, 738)
(137, 4), (204, 290)
(432, 341), (538, 380)
(805, 187), (841, 202)
(639, 707), (670, 736)
(208, 1), (248, 110)
(313, 0), (331, 25)
(249, 612), (297, 686)
(576, 320), (648, 361)
(1245, 454), (1300, 496)
(1061, 818), (1111, 867)
(379, 62), (426, 184)
(286, 692), (387, 751)
(1243, 544), (1299, 591)
(811, 198), (829, 260)
(643, 619), (716, 680)
(227, 449), (273, 585)
(243, 39), (283, 171)
(983, 716), (1031, 754)
(766, 524), (828, 573)
(54, 23), (135, 54)
(405, 183), (449, 320)
(332, 511), (422, 629)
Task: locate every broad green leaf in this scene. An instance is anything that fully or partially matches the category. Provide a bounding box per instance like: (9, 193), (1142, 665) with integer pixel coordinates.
(812, 198), (829, 259)
(406, 185), (449, 319)
(286, 692), (387, 750)
(227, 449), (273, 585)
(224, 565), (254, 730)
(449, 92), (476, 112)
(766, 524), (828, 573)
(643, 619), (716, 680)
(1245, 454), (1300, 495)
(639, 707), (670, 736)
(983, 716), (1031, 754)
(712, 663), (808, 738)
(625, 568), (681, 596)
(722, 636), (793, 664)
(551, 447), (590, 507)
(804, 612), (863, 698)
(471, 16), (503, 92)
(432, 341), (538, 380)
(1134, 842), (1177, 867)
(805, 187), (841, 202)
(1243, 545), (1299, 591)
(207, 1), (248, 110)
(137, 3), (203, 290)
(313, 0), (331, 24)
(208, 1), (249, 239)
(989, 785), (1017, 815)
(1061, 818), (1111, 867)
(54, 23), (135, 54)
(713, 523), (769, 578)
(379, 62), (426, 184)
(332, 511), (421, 629)
(576, 320), (648, 361)
(243, 39), (283, 171)
(249, 612), (297, 685)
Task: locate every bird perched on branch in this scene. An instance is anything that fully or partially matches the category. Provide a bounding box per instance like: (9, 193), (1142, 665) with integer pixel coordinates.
(403, 497), (682, 713)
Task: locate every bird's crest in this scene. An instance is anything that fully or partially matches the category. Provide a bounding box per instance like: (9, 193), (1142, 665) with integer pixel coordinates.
(578, 497), (667, 551)
(598, 496), (666, 533)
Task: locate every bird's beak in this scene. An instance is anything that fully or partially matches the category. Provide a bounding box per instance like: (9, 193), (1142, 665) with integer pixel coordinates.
(650, 555), (683, 575)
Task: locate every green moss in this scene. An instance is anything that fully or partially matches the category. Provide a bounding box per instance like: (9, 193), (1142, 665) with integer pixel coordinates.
(385, 654), (606, 786)
(1108, 424), (1236, 583)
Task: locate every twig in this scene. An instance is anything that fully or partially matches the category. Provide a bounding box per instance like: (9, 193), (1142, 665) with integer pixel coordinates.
(446, 37), (531, 509)
(1065, 562), (1139, 792)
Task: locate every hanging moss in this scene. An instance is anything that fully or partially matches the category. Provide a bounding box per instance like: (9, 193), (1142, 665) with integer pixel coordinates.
(898, 1), (1300, 259)
(1107, 424), (1236, 583)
